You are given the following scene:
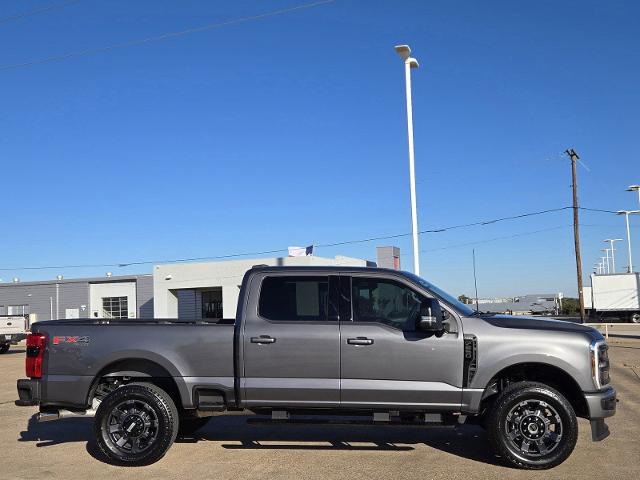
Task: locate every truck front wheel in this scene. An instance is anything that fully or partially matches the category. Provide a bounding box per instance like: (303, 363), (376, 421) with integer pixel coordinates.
(94, 383), (179, 466)
(487, 381), (578, 469)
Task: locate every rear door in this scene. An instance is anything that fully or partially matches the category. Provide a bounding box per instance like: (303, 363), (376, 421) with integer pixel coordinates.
(241, 272), (341, 407)
(339, 274), (464, 410)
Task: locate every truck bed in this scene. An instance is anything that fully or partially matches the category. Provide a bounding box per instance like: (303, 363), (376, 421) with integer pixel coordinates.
(31, 319), (236, 409)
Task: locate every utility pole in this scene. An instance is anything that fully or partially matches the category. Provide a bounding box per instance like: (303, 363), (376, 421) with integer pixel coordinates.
(566, 149), (585, 322)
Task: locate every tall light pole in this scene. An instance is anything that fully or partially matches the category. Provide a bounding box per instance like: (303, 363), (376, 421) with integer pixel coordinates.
(627, 185), (640, 207)
(617, 210), (640, 273)
(395, 44), (421, 276)
(604, 238), (623, 274)
(601, 248), (611, 274)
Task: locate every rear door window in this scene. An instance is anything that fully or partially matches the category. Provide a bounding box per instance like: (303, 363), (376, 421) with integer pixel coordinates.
(259, 276), (330, 321)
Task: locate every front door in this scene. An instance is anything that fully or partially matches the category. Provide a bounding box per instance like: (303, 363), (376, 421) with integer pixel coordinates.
(340, 274), (464, 410)
(242, 273), (340, 407)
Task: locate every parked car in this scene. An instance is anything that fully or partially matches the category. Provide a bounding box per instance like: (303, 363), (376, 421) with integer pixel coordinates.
(16, 266), (615, 469)
(1, 315), (28, 354)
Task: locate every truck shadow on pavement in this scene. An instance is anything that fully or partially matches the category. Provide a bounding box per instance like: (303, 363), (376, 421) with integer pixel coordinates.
(180, 415), (500, 465)
(19, 415), (93, 447)
(19, 414), (500, 466)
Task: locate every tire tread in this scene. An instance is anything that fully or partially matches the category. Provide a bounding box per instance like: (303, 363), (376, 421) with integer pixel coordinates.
(94, 382), (179, 466)
(486, 381), (578, 470)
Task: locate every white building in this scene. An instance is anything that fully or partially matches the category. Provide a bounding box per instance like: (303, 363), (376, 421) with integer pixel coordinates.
(153, 255), (373, 319)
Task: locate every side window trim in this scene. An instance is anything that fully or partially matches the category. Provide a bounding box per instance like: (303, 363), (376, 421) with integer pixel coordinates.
(338, 275), (352, 322)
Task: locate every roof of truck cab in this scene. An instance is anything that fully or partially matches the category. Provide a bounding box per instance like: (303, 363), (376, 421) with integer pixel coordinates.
(248, 265), (411, 275)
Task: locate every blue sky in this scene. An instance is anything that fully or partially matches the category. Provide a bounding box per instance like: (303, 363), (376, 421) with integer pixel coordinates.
(0, 0), (638, 298)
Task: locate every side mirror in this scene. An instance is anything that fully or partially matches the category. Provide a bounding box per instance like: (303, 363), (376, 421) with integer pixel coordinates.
(417, 298), (444, 332)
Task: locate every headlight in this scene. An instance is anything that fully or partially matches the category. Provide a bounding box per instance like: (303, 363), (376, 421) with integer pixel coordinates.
(590, 340), (610, 389)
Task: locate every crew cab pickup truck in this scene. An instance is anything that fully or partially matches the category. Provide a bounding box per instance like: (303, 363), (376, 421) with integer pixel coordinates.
(16, 266), (616, 469)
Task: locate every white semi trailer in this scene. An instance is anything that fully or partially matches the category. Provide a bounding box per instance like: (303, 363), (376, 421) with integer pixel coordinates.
(585, 272), (640, 323)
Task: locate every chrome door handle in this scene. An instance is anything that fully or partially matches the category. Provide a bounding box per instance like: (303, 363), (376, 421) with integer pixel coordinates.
(347, 337), (374, 346)
(251, 335), (276, 344)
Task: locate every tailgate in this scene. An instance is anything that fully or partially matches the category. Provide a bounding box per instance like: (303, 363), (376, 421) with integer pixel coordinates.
(0, 316), (27, 337)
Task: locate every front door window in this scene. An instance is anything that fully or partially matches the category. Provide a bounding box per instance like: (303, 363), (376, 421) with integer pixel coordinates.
(351, 277), (422, 331)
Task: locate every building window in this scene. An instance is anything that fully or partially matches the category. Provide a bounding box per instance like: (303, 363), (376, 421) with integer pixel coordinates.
(7, 305), (30, 316)
(259, 276), (329, 321)
(102, 297), (128, 319)
(202, 290), (223, 319)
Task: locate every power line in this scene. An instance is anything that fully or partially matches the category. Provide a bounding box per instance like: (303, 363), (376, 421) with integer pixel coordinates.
(421, 226), (569, 252)
(0, 204), (615, 272)
(0, 0), (81, 26)
(0, 0), (336, 72)
(418, 206), (573, 233)
(579, 207), (619, 214)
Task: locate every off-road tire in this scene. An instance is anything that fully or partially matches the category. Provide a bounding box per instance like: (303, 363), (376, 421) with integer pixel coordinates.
(0, 343), (10, 354)
(178, 416), (211, 437)
(94, 383), (179, 466)
(487, 381), (578, 470)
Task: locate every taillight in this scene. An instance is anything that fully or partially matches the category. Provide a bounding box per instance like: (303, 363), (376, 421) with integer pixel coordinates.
(26, 333), (46, 378)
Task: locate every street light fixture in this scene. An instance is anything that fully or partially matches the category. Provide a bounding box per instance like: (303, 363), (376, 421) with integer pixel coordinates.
(617, 209), (640, 273)
(627, 185), (640, 206)
(604, 238), (623, 274)
(395, 44), (421, 275)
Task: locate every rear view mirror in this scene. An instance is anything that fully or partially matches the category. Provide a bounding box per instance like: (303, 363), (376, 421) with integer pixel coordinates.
(417, 298), (444, 332)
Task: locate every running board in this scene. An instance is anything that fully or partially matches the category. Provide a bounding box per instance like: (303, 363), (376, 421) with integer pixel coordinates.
(247, 413), (457, 428)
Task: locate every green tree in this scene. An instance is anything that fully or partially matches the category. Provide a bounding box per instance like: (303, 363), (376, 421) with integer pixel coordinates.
(458, 294), (472, 304)
(560, 298), (579, 315)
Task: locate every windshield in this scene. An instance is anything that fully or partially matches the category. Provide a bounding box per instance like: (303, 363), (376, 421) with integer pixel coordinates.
(403, 272), (476, 316)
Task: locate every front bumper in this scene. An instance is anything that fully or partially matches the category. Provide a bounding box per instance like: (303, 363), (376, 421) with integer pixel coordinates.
(585, 386), (616, 441)
(16, 378), (40, 406)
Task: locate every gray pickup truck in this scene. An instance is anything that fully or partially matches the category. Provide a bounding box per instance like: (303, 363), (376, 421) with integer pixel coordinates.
(16, 266), (616, 469)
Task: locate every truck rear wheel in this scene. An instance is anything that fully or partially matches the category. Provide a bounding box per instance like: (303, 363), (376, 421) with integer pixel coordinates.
(0, 343), (9, 354)
(487, 381), (578, 470)
(94, 383), (179, 466)
(631, 313), (640, 324)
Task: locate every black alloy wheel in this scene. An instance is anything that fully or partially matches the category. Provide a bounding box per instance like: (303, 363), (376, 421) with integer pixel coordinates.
(94, 383), (178, 466)
(487, 381), (578, 469)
